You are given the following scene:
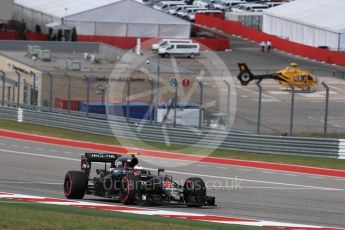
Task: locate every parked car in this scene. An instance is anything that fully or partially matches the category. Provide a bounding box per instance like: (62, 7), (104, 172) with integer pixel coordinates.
(231, 3), (268, 12)
(158, 43), (200, 58)
(212, 0), (246, 11)
(261, 1), (285, 8)
(193, 0), (216, 8)
(152, 39), (193, 50)
(168, 5), (200, 15)
(153, 1), (185, 11)
(177, 7), (206, 17)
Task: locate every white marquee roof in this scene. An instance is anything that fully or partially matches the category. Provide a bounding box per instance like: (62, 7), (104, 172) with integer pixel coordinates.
(15, 0), (189, 25)
(65, 0), (189, 25)
(264, 0), (345, 33)
(15, 0), (123, 18)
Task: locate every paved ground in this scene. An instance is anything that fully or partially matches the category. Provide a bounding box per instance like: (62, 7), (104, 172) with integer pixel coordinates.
(1, 137), (345, 228)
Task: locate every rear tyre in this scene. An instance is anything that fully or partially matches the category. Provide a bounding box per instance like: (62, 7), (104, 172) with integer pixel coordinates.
(183, 177), (206, 207)
(120, 175), (141, 205)
(189, 53), (195, 58)
(64, 171), (87, 199)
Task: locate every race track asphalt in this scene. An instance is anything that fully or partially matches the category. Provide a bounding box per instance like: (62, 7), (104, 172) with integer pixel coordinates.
(0, 136), (344, 228)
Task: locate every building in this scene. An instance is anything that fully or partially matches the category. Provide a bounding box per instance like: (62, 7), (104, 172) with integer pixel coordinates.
(13, 0), (191, 39)
(263, 0), (345, 51)
(0, 0), (14, 23)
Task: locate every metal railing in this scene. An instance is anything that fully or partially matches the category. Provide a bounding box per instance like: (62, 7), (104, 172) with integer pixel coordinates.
(0, 106), (340, 159)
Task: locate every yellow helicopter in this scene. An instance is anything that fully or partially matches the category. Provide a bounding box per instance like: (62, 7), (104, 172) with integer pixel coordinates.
(237, 63), (318, 92)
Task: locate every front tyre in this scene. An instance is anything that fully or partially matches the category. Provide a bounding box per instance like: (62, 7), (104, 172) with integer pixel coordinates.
(64, 171), (87, 199)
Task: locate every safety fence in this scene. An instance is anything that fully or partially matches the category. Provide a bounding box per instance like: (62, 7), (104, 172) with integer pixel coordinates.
(0, 106), (342, 159)
(195, 14), (345, 67)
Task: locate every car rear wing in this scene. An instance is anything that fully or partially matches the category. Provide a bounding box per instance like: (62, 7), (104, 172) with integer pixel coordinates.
(81, 153), (121, 176)
(83, 153), (121, 162)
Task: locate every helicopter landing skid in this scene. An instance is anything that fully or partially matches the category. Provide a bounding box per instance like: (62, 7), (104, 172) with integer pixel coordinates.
(281, 88), (317, 93)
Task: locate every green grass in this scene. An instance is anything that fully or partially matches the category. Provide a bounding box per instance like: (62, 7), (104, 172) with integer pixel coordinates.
(0, 199), (260, 230)
(1, 118), (345, 170)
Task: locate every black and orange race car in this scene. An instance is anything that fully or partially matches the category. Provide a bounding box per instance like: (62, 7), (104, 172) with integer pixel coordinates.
(63, 152), (215, 207)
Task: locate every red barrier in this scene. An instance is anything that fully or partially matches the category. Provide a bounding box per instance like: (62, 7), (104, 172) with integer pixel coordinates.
(26, 32), (48, 41)
(78, 35), (137, 49)
(0, 31), (18, 40)
(194, 37), (229, 51)
(55, 98), (80, 111)
(195, 14), (345, 66)
(0, 31), (47, 41)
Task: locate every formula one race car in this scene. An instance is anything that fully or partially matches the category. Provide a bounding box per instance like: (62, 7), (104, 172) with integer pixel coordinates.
(63, 152), (215, 207)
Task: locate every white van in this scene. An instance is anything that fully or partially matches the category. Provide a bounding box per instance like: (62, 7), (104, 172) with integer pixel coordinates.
(158, 43), (200, 58)
(153, 1), (185, 11)
(152, 39), (193, 50)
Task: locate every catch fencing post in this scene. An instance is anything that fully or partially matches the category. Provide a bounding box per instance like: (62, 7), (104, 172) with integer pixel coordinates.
(65, 73), (71, 114)
(154, 55), (160, 126)
(15, 71), (21, 107)
(30, 71), (36, 108)
(322, 82), (329, 138)
(224, 80), (231, 129)
(84, 76), (96, 117)
(150, 79), (154, 124)
(47, 72), (53, 111)
(126, 78), (130, 120)
(288, 83), (295, 136)
(198, 80), (203, 129)
(173, 82), (178, 128)
(1, 70), (5, 106)
(255, 80), (262, 134)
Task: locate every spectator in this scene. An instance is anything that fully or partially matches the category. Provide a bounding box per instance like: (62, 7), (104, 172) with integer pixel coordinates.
(260, 41), (266, 52)
(266, 41), (272, 52)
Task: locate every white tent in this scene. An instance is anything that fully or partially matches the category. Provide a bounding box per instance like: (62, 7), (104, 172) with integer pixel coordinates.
(262, 0), (345, 51)
(13, 0), (191, 38)
(0, 0), (14, 22)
